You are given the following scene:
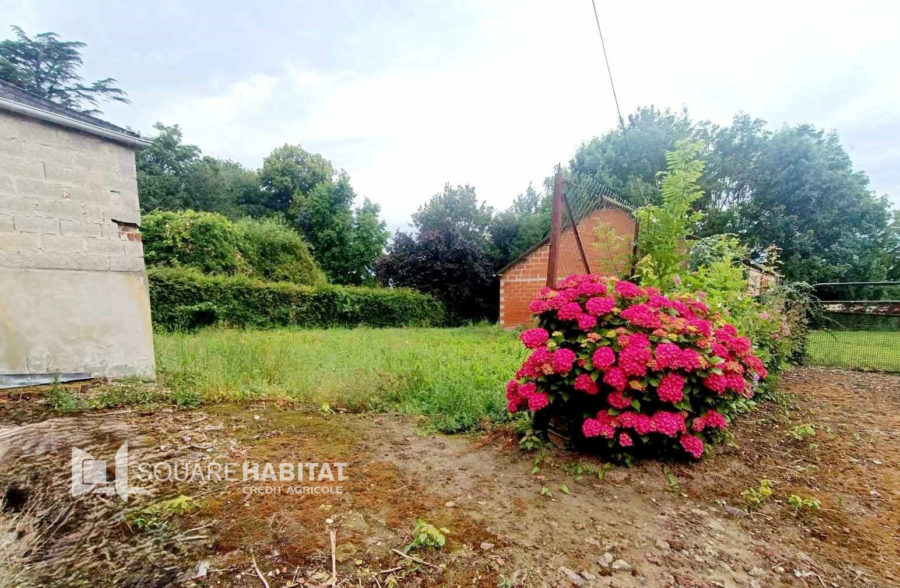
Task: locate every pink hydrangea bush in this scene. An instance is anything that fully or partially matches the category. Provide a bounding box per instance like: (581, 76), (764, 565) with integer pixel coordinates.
(508, 274), (768, 460)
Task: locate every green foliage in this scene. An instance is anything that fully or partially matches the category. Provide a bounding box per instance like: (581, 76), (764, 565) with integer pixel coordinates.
(137, 123), (260, 216)
(572, 106), (896, 285)
(412, 183), (494, 237)
(236, 216), (326, 285)
(635, 139), (706, 290)
(142, 210), (325, 285)
(142, 210), (246, 275)
(0, 26), (128, 114)
(741, 479), (773, 508)
(489, 184), (551, 268)
(377, 184), (499, 321)
(44, 381), (86, 412)
(148, 267), (446, 331)
(375, 228), (498, 323)
(128, 495), (200, 532)
(403, 519), (447, 553)
(788, 494), (820, 511)
(259, 145), (389, 284)
(788, 423), (816, 440)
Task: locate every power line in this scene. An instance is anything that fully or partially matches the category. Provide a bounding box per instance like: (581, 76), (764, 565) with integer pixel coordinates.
(590, 0), (628, 143)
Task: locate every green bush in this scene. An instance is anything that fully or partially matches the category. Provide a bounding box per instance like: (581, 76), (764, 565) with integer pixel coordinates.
(142, 210), (325, 285)
(236, 216), (326, 285)
(148, 267), (447, 330)
(142, 210), (245, 275)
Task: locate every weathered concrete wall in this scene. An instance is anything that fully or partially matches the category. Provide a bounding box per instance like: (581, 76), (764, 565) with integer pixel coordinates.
(0, 110), (155, 378)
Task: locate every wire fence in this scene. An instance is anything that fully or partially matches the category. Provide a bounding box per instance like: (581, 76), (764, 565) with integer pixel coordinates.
(807, 282), (900, 373)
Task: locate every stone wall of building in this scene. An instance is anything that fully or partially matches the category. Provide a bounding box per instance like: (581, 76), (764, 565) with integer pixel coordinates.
(0, 110), (155, 379)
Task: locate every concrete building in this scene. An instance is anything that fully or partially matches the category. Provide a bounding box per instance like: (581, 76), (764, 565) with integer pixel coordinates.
(497, 198), (638, 328)
(0, 80), (155, 385)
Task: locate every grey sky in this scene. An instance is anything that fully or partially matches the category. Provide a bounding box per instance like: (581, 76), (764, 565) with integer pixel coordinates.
(4, 0), (898, 229)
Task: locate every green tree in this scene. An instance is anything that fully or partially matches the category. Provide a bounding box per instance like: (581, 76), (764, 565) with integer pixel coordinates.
(412, 183), (494, 237)
(0, 26), (128, 114)
(570, 106), (693, 207)
(635, 140), (705, 289)
(489, 183), (551, 268)
(136, 123), (260, 217)
(259, 144), (335, 213)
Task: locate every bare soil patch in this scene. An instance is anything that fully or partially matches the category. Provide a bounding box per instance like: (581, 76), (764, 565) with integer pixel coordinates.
(0, 367), (897, 587)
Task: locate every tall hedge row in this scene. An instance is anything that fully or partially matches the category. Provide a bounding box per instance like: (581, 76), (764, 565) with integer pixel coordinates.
(148, 267), (447, 331)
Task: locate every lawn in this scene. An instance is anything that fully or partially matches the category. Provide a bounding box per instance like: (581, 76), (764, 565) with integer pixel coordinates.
(807, 330), (900, 372)
(154, 325), (526, 432)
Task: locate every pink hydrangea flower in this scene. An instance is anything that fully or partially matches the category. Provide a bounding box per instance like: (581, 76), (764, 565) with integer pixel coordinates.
(703, 410), (728, 429)
(577, 313), (598, 331)
(527, 392), (550, 411)
(528, 298), (551, 314)
(585, 296), (616, 316)
(520, 328), (549, 349)
(647, 294), (673, 308)
(726, 336), (752, 356)
(687, 318), (712, 338)
(603, 367), (627, 391)
(574, 373), (599, 395)
(679, 348), (704, 371)
(618, 432), (633, 447)
(505, 379), (519, 401)
(620, 304), (662, 329)
(557, 302), (583, 321)
(619, 344), (651, 377)
(651, 411), (686, 437)
(654, 343), (684, 370)
(614, 280), (644, 299)
(703, 373), (728, 394)
(680, 434), (704, 459)
(657, 373), (685, 403)
(518, 382), (537, 398)
(577, 281), (607, 297)
(507, 399), (520, 413)
(582, 412), (619, 438)
(591, 346), (616, 370)
(607, 390), (632, 410)
(551, 348), (577, 374)
(716, 324), (738, 338)
(725, 373), (747, 394)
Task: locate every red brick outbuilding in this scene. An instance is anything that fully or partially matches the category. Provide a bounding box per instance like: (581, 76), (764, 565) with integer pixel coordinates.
(497, 198), (637, 328)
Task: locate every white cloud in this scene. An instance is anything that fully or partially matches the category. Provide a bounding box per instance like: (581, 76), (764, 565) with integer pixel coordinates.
(106, 0), (898, 228)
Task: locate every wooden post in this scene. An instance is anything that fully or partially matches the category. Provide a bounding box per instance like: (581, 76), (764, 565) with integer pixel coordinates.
(563, 191), (591, 274)
(546, 167), (564, 288)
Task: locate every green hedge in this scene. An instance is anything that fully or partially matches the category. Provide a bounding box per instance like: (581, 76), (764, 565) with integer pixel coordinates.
(148, 267), (447, 330)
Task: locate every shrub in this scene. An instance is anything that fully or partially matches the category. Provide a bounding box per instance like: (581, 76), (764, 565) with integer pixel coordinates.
(148, 267), (446, 330)
(237, 216), (326, 285)
(506, 274), (768, 461)
(142, 210), (325, 286)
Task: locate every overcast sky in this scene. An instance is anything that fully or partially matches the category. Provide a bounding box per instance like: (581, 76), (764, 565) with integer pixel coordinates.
(4, 1), (898, 229)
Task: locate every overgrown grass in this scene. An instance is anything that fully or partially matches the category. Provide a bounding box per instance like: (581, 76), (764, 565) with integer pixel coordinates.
(807, 330), (900, 372)
(155, 325), (526, 432)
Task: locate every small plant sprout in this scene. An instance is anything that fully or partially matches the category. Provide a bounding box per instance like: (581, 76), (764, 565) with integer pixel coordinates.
(788, 494), (820, 511)
(741, 479), (773, 508)
(788, 423), (816, 440)
(402, 519), (447, 554)
(519, 430), (544, 452)
(540, 487), (552, 499)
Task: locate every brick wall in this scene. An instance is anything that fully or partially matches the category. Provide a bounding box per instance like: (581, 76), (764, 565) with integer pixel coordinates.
(499, 206), (636, 328)
(0, 110), (145, 273)
(0, 110), (155, 379)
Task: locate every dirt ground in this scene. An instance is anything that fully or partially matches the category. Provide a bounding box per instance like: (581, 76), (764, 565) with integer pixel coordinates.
(0, 367), (897, 587)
